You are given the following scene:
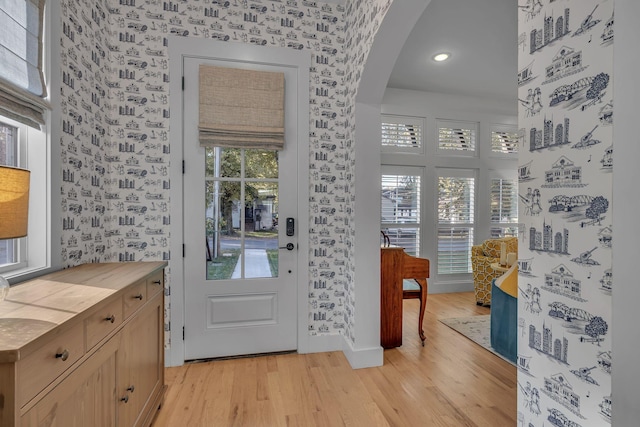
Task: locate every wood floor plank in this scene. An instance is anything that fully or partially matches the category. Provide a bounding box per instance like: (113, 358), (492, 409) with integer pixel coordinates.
(152, 292), (517, 426)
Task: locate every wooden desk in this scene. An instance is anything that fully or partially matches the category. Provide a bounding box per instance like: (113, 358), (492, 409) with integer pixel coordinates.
(381, 247), (429, 349)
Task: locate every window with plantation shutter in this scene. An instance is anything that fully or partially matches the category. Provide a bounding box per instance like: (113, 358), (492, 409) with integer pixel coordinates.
(437, 120), (477, 154)
(437, 227), (474, 275)
(381, 169), (421, 256)
(491, 126), (519, 155)
(490, 173), (519, 238)
(437, 171), (475, 274)
(381, 115), (424, 154)
(490, 177), (518, 223)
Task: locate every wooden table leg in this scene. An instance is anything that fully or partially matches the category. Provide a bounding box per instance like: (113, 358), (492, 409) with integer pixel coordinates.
(415, 278), (428, 345)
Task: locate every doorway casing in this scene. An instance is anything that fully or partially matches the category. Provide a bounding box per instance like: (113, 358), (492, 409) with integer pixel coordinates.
(168, 38), (311, 366)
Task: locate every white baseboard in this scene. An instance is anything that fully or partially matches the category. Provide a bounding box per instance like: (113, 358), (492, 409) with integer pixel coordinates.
(341, 337), (384, 369)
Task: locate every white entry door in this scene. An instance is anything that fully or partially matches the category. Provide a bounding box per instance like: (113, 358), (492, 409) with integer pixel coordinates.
(182, 56), (298, 360)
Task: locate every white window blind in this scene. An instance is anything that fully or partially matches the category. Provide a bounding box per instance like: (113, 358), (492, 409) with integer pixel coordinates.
(0, 0), (48, 129)
(381, 115), (423, 153)
(490, 226), (519, 239)
(438, 176), (475, 224)
(491, 128), (519, 154)
(381, 170), (421, 256)
(437, 227), (474, 275)
(437, 120), (477, 153)
(199, 65), (285, 150)
(438, 172), (475, 274)
(490, 178), (518, 223)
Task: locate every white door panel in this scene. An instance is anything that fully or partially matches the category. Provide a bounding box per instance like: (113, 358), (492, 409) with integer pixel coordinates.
(182, 56), (298, 360)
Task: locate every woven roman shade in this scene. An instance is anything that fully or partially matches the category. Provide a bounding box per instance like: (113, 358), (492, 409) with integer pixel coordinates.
(199, 65), (285, 150)
(0, 0), (49, 129)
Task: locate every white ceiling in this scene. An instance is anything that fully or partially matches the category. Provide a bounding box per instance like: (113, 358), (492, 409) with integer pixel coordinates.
(387, 0), (518, 102)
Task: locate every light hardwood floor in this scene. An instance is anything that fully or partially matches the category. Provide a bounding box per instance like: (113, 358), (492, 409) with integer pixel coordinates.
(152, 292), (517, 426)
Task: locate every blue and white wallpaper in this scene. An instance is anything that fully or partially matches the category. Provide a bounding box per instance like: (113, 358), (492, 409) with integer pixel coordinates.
(57, 0), (392, 349)
(518, 0), (613, 425)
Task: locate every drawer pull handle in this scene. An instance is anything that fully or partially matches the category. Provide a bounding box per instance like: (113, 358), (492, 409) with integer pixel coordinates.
(121, 395), (129, 403)
(152, 280), (161, 285)
(134, 294), (143, 300)
(127, 385), (135, 393)
(105, 315), (116, 323)
(55, 350), (70, 361)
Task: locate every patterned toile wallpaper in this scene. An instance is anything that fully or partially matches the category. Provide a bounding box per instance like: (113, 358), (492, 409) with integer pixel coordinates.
(518, 0), (613, 425)
(58, 0), (392, 349)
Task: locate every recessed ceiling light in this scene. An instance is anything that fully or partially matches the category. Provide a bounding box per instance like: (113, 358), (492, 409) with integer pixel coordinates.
(433, 53), (450, 62)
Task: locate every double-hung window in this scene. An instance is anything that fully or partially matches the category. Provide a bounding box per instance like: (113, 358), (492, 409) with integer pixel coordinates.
(437, 169), (475, 275)
(0, 0), (50, 279)
(489, 171), (519, 238)
(0, 122), (25, 271)
(0, 117), (49, 278)
(380, 168), (422, 256)
(379, 116), (424, 256)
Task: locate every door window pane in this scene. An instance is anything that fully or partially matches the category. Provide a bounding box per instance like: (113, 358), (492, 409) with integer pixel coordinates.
(205, 147), (241, 178)
(205, 149), (279, 280)
(245, 150), (278, 179)
(206, 180), (241, 280)
(245, 182), (278, 279)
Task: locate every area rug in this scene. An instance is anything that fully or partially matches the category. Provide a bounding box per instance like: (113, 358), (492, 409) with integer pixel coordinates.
(438, 315), (515, 366)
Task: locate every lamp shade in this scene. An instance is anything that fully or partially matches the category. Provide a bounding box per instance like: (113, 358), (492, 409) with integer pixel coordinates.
(0, 166), (30, 239)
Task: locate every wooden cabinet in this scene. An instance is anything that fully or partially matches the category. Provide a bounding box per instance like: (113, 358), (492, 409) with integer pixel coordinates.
(21, 336), (119, 427)
(0, 262), (166, 427)
(117, 292), (163, 427)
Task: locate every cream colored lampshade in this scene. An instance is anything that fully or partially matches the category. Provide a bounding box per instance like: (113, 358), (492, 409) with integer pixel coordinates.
(0, 166), (30, 239)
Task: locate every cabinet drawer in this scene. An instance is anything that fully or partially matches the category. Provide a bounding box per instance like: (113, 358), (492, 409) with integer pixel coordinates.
(146, 270), (164, 298)
(123, 280), (147, 319)
(85, 297), (123, 350)
(18, 322), (84, 406)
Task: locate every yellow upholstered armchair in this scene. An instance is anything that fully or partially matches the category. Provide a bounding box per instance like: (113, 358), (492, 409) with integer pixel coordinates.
(471, 236), (517, 306)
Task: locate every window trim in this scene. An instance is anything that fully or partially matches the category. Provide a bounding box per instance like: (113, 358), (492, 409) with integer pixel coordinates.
(0, 115), (50, 281)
